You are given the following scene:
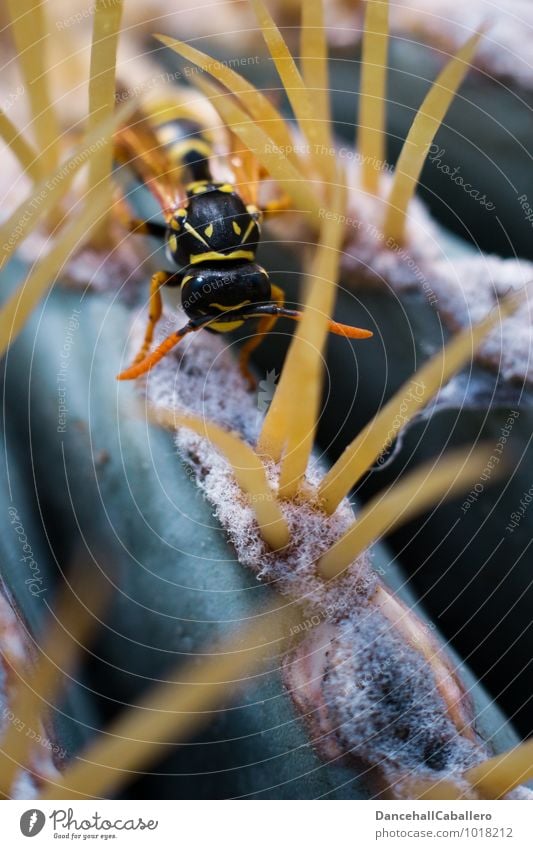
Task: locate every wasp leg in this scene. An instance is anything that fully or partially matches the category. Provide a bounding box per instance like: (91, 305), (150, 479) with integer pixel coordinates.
(114, 192), (168, 239)
(117, 314), (215, 381)
(125, 217), (168, 239)
(118, 301), (372, 383)
(117, 210), (168, 239)
(238, 284), (286, 390)
(128, 270), (177, 368)
(261, 194), (292, 215)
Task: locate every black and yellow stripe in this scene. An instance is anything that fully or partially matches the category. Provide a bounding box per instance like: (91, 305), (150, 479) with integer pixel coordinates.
(154, 118), (213, 182)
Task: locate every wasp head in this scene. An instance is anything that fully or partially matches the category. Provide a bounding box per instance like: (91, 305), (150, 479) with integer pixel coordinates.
(180, 262), (271, 333)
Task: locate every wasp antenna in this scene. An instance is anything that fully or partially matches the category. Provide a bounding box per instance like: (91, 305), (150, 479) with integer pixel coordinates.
(327, 319), (373, 340)
(269, 306), (373, 340)
(242, 304), (373, 340)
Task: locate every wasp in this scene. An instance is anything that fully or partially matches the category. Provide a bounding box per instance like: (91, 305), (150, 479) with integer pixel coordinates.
(114, 100), (372, 384)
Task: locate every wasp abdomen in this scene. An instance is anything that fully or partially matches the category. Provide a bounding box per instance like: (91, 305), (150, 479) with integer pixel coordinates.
(154, 117), (213, 182)
(181, 262), (271, 333)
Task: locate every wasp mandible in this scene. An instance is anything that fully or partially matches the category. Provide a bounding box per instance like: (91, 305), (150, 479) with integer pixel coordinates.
(114, 101), (372, 384)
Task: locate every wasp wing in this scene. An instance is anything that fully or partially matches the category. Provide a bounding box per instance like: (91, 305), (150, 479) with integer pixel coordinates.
(114, 104), (185, 219)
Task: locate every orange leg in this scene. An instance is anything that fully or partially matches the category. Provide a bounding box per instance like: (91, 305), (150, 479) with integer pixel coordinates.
(117, 300), (373, 382)
(238, 284), (285, 389)
(130, 271), (170, 366)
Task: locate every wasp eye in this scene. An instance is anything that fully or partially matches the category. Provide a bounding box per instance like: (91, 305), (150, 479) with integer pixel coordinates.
(246, 204), (262, 223)
(170, 207), (188, 231)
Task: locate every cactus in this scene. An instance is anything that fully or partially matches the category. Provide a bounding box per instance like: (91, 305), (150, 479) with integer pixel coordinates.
(0, 0), (531, 802)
